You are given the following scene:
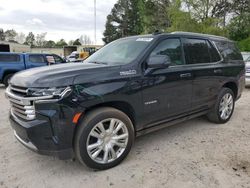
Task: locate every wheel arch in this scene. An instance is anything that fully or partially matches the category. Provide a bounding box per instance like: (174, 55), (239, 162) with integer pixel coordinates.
(73, 101), (137, 147)
(84, 101), (136, 128)
(222, 81), (238, 99)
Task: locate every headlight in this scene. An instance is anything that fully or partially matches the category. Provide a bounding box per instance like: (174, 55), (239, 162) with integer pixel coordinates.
(28, 87), (71, 98)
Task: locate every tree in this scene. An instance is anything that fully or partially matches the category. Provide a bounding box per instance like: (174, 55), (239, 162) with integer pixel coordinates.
(143, 0), (171, 33)
(35, 32), (47, 47)
(103, 14), (122, 44)
(4, 29), (17, 41)
(44, 40), (56, 48)
(15, 32), (26, 44)
(103, 0), (145, 43)
(55, 39), (67, 47)
(79, 35), (92, 45)
(25, 32), (35, 47)
(227, 0), (250, 41)
(73, 38), (82, 45)
(0, 28), (5, 41)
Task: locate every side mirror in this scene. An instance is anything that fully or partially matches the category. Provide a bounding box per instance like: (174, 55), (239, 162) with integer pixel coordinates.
(147, 55), (171, 69)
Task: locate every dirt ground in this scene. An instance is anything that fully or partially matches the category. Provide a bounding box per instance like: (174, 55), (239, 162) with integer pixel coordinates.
(0, 85), (250, 188)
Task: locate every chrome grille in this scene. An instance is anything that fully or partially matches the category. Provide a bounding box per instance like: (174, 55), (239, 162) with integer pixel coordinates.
(6, 86), (35, 121)
(9, 85), (28, 97)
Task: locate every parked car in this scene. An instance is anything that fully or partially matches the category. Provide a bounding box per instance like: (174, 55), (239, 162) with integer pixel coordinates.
(241, 52), (250, 61)
(245, 56), (250, 86)
(0, 53), (66, 87)
(5, 32), (245, 170)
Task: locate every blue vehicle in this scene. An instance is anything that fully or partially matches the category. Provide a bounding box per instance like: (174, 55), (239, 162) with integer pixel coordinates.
(0, 53), (66, 86)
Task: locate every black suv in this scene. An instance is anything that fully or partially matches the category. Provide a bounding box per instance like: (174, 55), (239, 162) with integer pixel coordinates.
(5, 32), (245, 170)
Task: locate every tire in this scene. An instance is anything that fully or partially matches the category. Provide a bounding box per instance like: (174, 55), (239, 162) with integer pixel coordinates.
(207, 87), (235, 124)
(74, 107), (135, 170)
(3, 74), (14, 87)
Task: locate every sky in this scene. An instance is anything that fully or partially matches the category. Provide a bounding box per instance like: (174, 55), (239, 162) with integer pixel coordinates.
(0, 0), (117, 44)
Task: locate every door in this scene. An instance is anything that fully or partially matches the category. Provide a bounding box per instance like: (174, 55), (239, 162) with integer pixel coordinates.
(182, 38), (222, 111)
(141, 38), (193, 127)
(25, 54), (47, 68)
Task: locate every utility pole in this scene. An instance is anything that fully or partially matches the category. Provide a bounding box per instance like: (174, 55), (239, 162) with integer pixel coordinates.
(94, 0), (97, 45)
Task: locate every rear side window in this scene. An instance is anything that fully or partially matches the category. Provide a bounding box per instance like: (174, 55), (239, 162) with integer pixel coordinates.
(183, 38), (210, 64)
(0, 54), (20, 63)
(214, 41), (243, 61)
(29, 55), (46, 63)
(207, 41), (221, 62)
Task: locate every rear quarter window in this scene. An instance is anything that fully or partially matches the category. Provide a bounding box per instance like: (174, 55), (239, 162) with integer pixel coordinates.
(214, 41), (243, 61)
(0, 54), (20, 63)
(29, 55), (46, 63)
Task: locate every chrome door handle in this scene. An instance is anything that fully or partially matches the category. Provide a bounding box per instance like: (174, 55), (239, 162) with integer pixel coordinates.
(180, 73), (192, 78)
(214, 69), (222, 73)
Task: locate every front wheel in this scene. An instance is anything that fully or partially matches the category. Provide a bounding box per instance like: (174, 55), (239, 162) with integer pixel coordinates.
(207, 88), (235, 124)
(74, 107), (134, 170)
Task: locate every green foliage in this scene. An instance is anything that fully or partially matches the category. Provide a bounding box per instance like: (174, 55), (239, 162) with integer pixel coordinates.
(238, 37), (250, 51)
(103, 0), (249, 47)
(44, 40), (56, 48)
(55, 39), (68, 47)
(25, 32), (35, 47)
(4, 29), (17, 42)
(103, 0), (145, 43)
(73, 39), (82, 45)
(143, 0), (170, 33)
(227, 12), (250, 41)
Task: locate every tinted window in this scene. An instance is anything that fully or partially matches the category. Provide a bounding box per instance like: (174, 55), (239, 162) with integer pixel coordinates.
(214, 41), (243, 61)
(183, 38), (210, 64)
(29, 55), (46, 63)
(53, 55), (63, 63)
(207, 41), (221, 62)
(0, 54), (20, 63)
(150, 38), (184, 66)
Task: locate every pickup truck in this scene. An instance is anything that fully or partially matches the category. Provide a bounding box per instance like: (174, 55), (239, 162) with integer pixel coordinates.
(0, 52), (66, 86)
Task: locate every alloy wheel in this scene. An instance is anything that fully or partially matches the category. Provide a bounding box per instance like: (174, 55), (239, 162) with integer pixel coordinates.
(219, 93), (234, 120)
(86, 118), (129, 164)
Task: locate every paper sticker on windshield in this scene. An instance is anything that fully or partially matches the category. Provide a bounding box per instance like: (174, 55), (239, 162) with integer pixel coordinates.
(136, 38), (154, 42)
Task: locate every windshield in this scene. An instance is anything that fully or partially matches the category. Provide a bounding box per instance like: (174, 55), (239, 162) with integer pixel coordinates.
(85, 37), (153, 65)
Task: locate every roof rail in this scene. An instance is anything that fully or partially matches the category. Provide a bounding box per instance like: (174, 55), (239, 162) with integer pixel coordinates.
(171, 31), (228, 40)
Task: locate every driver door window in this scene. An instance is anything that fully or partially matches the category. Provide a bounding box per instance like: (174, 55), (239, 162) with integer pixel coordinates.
(150, 38), (184, 66)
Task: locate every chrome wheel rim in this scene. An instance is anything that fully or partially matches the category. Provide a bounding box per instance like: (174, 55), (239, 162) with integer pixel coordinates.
(86, 118), (129, 164)
(219, 93), (234, 120)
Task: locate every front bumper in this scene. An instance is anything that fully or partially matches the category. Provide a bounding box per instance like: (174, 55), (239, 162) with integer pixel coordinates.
(6, 86), (83, 160)
(9, 108), (75, 159)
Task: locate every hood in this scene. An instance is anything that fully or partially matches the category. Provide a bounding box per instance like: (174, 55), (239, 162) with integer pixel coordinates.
(10, 63), (119, 88)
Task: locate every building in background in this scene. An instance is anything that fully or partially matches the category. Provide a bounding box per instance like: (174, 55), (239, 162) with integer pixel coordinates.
(0, 42), (102, 57)
(0, 41), (31, 53)
(31, 45), (103, 57)
(31, 47), (64, 57)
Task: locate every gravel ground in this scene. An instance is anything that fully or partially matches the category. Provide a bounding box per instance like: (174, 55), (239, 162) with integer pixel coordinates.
(0, 85), (250, 188)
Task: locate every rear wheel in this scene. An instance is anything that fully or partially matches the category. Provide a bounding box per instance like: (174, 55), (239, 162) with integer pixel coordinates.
(207, 88), (235, 123)
(75, 107), (134, 170)
(3, 74), (14, 87)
